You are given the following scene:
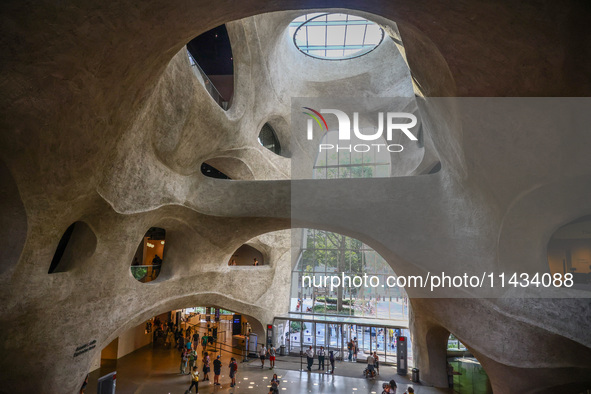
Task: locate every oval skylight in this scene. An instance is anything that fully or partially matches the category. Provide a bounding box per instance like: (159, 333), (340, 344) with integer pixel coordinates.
(290, 13), (384, 60)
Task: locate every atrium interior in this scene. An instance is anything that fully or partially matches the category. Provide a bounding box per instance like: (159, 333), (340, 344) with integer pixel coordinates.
(1, 1), (591, 394)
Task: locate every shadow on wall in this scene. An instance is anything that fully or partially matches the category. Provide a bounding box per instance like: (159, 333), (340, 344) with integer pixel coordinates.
(229, 244), (264, 266)
(0, 161), (27, 275)
(48, 221), (97, 274)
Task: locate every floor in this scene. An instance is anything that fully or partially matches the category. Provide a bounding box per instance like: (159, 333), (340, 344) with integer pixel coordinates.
(86, 342), (450, 394)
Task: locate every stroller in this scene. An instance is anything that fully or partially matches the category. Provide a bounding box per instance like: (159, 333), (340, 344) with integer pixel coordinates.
(364, 365), (377, 378)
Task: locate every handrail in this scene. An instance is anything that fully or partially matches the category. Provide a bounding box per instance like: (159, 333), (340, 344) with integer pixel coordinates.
(183, 320), (252, 361)
(130, 264), (161, 268)
(186, 50), (228, 110)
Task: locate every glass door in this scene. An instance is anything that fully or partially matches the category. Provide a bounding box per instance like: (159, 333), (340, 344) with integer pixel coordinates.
(385, 328), (397, 363)
(327, 324), (342, 360)
(288, 320), (303, 354)
(315, 323), (326, 353)
(303, 321), (314, 350)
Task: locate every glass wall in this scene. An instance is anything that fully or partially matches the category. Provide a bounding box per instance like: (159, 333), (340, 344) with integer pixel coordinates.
(275, 318), (412, 366)
(283, 127), (412, 365)
(290, 229), (408, 320)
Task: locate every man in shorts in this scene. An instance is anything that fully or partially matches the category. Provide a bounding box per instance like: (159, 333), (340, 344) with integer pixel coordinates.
(268, 344), (276, 369)
(259, 344), (267, 368)
(213, 355), (222, 386)
(229, 357), (238, 387)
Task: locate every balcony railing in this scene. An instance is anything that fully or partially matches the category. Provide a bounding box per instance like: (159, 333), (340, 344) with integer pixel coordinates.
(131, 264), (161, 282)
(187, 50), (229, 110)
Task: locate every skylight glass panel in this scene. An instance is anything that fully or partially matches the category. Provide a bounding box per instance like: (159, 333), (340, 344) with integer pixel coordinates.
(292, 13), (384, 60)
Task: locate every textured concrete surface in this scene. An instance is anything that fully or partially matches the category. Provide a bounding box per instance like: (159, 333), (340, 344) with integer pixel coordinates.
(1, 1), (591, 394)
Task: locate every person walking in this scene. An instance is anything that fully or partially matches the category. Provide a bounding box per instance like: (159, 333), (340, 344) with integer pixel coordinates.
(317, 346), (325, 370)
(213, 355), (222, 386)
(201, 334), (208, 353)
(259, 344), (267, 368)
(328, 350), (335, 374)
(180, 349), (188, 374)
(229, 357), (238, 387)
(268, 344), (276, 369)
(305, 346), (314, 371)
(187, 366), (199, 393)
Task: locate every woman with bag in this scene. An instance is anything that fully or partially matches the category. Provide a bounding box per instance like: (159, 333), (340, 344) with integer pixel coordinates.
(202, 351), (210, 381)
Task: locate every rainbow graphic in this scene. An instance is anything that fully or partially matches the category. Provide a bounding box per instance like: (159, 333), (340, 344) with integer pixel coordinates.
(302, 107), (328, 131)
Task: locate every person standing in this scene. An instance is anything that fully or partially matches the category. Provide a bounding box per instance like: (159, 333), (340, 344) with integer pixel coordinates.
(165, 329), (174, 348)
(317, 346), (325, 370)
(328, 350), (335, 374)
(305, 346), (314, 371)
(269, 374), (280, 394)
(202, 351), (210, 381)
(213, 355), (222, 386)
(187, 366), (199, 393)
(193, 331), (199, 346)
(188, 348), (197, 372)
(229, 357), (238, 388)
(347, 340), (353, 361)
(353, 337), (359, 361)
(373, 351), (380, 375)
(178, 334), (185, 352)
(268, 344), (276, 369)
(366, 353), (376, 377)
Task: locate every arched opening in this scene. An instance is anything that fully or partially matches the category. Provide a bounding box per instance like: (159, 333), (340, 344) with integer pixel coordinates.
(201, 157), (255, 180)
(547, 215), (591, 286)
(186, 24), (234, 110)
(284, 227), (410, 363)
(258, 123), (281, 155)
(228, 244), (265, 266)
(201, 162), (231, 179)
(84, 305), (265, 392)
(48, 221), (97, 274)
(130, 227), (166, 282)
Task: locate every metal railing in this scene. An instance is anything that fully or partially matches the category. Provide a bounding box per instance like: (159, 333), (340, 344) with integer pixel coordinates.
(184, 320), (250, 362)
(186, 50), (229, 110)
(130, 264), (161, 282)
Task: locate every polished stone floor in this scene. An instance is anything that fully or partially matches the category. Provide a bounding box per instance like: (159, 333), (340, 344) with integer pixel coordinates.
(86, 344), (450, 394)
